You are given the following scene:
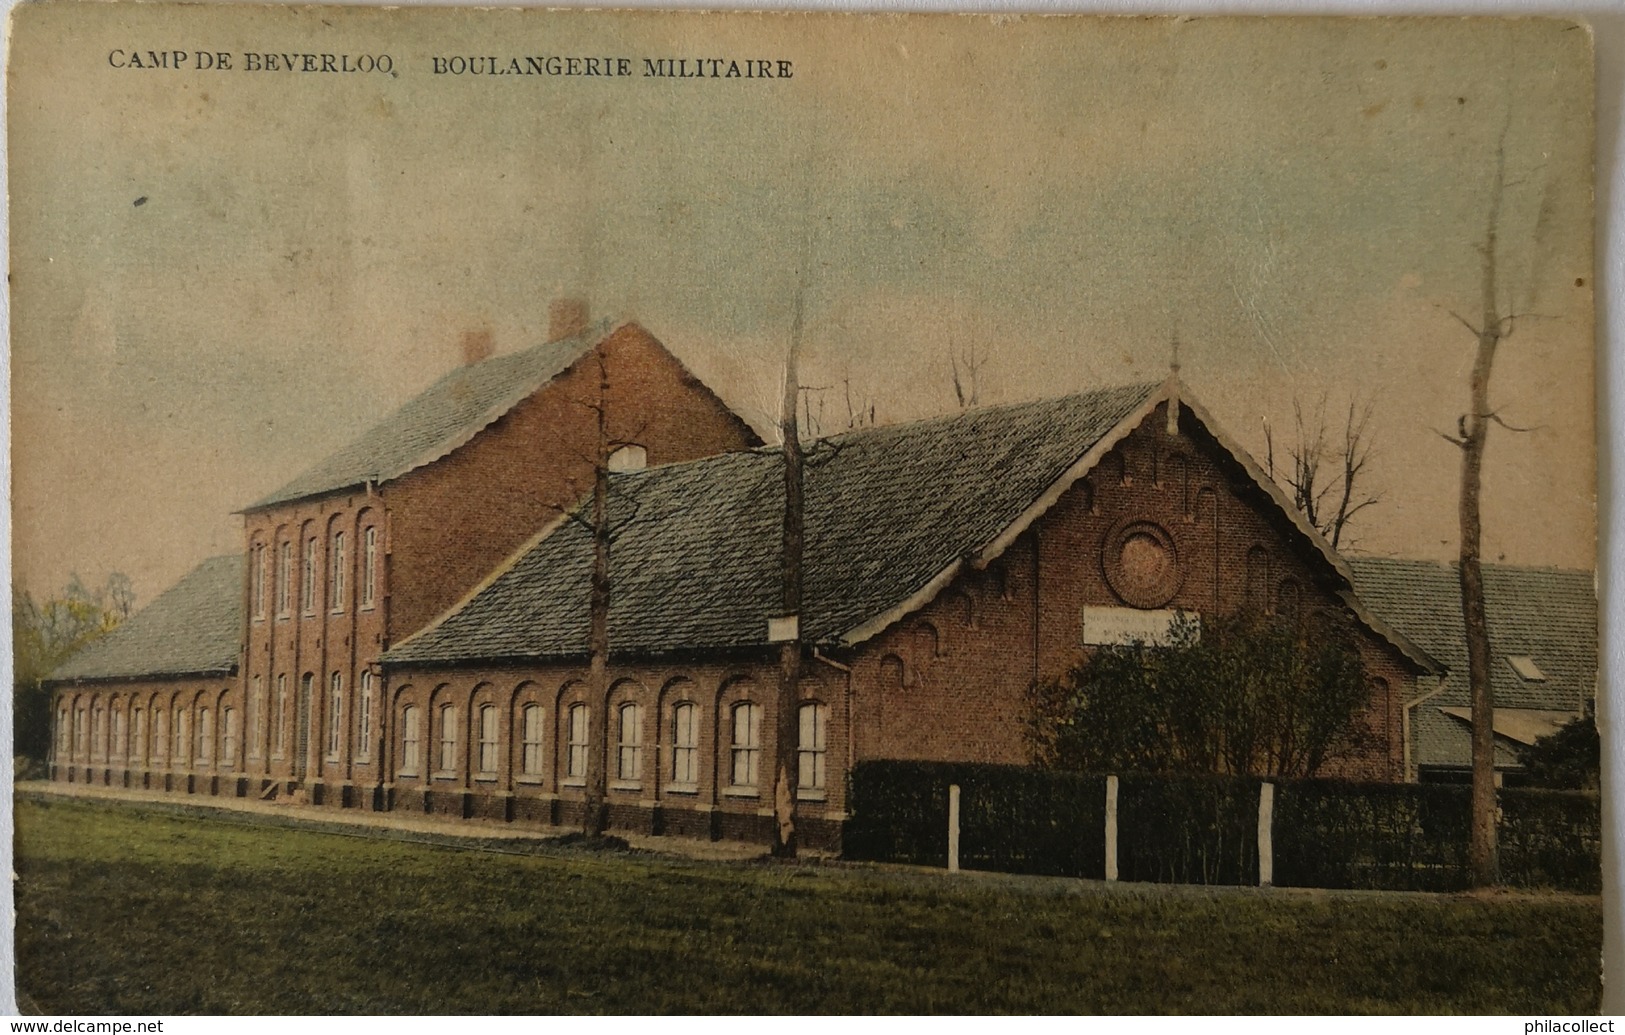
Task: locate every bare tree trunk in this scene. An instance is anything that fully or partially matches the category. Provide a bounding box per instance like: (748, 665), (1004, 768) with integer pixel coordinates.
(582, 354), (611, 837)
(772, 293), (805, 859)
(1460, 146), (1506, 888)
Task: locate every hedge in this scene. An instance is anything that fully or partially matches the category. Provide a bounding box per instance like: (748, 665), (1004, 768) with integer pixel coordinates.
(845, 760), (1600, 894)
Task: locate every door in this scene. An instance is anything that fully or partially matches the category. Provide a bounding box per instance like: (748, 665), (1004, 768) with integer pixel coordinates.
(295, 675), (312, 780)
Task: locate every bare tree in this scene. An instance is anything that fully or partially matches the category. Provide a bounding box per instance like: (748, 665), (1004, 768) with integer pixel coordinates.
(1263, 396), (1381, 549)
(772, 285), (807, 859)
(948, 334), (988, 410)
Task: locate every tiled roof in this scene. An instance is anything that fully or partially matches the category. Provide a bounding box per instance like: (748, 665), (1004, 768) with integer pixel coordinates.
(49, 555), (242, 682)
(1346, 556), (1596, 768)
(384, 382), (1165, 665)
(245, 323), (609, 510)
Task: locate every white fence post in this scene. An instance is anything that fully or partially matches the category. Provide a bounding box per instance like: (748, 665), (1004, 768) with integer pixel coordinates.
(947, 783), (961, 873)
(1258, 782), (1275, 888)
(1105, 775), (1119, 882)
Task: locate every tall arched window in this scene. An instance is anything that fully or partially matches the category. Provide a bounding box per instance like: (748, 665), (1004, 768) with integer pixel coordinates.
(153, 709), (168, 762)
(438, 705), (458, 772)
(478, 704), (498, 774)
(74, 707), (87, 758)
(252, 542), (267, 620)
(566, 704), (589, 780)
(729, 702), (762, 790)
(521, 705), (544, 776)
(198, 707), (214, 764)
(357, 672), (374, 762)
(330, 531), (347, 612)
(327, 673), (344, 759)
(798, 702), (829, 797)
(174, 707), (190, 762)
(276, 541), (292, 617)
(301, 537), (318, 614)
(250, 676), (264, 759)
(361, 527), (378, 609)
(131, 707), (145, 763)
(670, 702), (698, 788)
(400, 705), (422, 774)
(616, 703), (643, 783)
(222, 708), (238, 766)
(274, 675), (288, 758)
(92, 705), (106, 760)
(58, 706), (70, 756)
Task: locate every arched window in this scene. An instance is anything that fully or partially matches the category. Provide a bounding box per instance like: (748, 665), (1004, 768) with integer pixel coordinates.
(58, 706), (70, 756)
(914, 623), (940, 661)
(357, 672), (374, 762)
(92, 704), (106, 760)
(276, 541), (292, 617)
(361, 527), (378, 609)
(608, 444), (647, 472)
(521, 705), (544, 776)
(616, 703), (643, 784)
(327, 673), (344, 759)
(153, 709), (168, 762)
(74, 707), (87, 758)
(478, 704), (498, 774)
(174, 707), (190, 762)
(131, 707), (145, 763)
(301, 537), (318, 614)
(111, 705), (125, 760)
(566, 704), (589, 779)
(249, 676), (264, 759)
(222, 708), (238, 766)
(198, 707), (213, 764)
(729, 702), (762, 790)
(274, 675), (288, 758)
(879, 655), (906, 691)
(330, 531), (347, 612)
(401, 705), (422, 774)
(251, 542), (267, 620)
(438, 705), (458, 772)
(798, 702), (828, 797)
(670, 702), (698, 787)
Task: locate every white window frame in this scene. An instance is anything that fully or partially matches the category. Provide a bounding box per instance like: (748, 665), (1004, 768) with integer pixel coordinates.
(357, 671), (374, 762)
(111, 706), (125, 760)
(327, 673), (344, 760)
(131, 707), (145, 763)
(520, 705), (544, 778)
(153, 709), (168, 762)
(250, 676), (264, 759)
(798, 702), (828, 800)
(222, 707), (238, 767)
(437, 705), (458, 775)
(273, 675), (288, 758)
(301, 537), (318, 615)
(92, 705), (106, 760)
(615, 703), (643, 786)
(330, 532), (347, 613)
(58, 706), (71, 756)
(73, 707), (87, 758)
(477, 704), (499, 777)
(728, 702), (762, 793)
(670, 702), (699, 790)
(252, 543), (267, 620)
(276, 541), (292, 618)
(174, 708), (190, 763)
(198, 707), (213, 764)
(565, 704), (589, 783)
(400, 705), (421, 776)
(361, 527), (378, 609)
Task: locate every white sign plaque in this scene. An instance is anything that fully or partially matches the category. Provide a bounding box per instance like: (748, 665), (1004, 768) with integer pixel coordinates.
(1080, 607), (1197, 647)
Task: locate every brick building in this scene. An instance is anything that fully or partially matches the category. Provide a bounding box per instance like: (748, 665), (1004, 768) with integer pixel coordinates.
(49, 327), (1467, 847)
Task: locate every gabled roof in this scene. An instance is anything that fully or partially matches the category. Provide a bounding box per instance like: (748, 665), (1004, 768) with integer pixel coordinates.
(49, 555), (242, 683)
(384, 379), (1430, 670)
(1346, 556), (1596, 769)
(244, 322), (612, 511)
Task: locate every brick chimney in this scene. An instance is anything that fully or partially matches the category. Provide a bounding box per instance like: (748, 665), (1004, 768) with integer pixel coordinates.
(459, 328), (495, 366)
(548, 298), (589, 342)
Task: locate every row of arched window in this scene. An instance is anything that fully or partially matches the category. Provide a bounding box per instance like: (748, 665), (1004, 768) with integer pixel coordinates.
(393, 699), (829, 797)
(250, 518), (378, 622)
(57, 697), (239, 769)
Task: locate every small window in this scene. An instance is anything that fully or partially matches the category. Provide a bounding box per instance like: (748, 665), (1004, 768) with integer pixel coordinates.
(671, 702), (698, 787)
(302, 538), (318, 614)
(362, 527), (378, 609)
(112, 706), (125, 760)
(401, 705), (422, 774)
(566, 704), (589, 780)
(198, 708), (213, 763)
(174, 708), (190, 762)
(798, 702), (828, 797)
(327, 674), (344, 759)
(1507, 655), (1547, 682)
(608, 444), (648, 472)
(478, 704), (499, 775)
(729, 702), (762, 791)
(274, 675), (288, 757)
(438, 705), (458, 773)
(276, 542), (292, 617)
(153, 710), (168, 761)
(521, 705), (544, 776)
(331, 532), (347, 612)
(616, 703), (643, 784)
(357, 671), (374, 761)
(222, 708), (238, 766)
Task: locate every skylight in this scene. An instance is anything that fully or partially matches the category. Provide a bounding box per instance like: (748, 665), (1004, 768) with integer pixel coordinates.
(1506, 655), (1547, 682)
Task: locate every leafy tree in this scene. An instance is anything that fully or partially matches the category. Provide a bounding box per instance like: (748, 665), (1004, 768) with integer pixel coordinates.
(13, 573), (134, 761)
(1027, 612), (1376, 779)
(1517, 714), (1599, 791)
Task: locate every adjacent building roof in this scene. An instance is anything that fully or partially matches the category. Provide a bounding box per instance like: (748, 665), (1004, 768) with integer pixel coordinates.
(385, 380), (1431, 670)
(49, 555), (243, 683)
(1346, 556), (1596, 770)
(245, 322), (611, 511)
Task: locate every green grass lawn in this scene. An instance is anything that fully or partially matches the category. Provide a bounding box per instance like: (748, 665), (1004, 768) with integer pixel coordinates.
(14, 797), (1602, 1014)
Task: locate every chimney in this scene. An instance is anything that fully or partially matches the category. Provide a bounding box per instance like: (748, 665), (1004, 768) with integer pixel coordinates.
(459, 328), (495, 366)
(548, 298), (589, 342)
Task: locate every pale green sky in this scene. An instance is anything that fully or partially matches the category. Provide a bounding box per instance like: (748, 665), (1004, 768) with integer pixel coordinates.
(9, 6), (1595, 603)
